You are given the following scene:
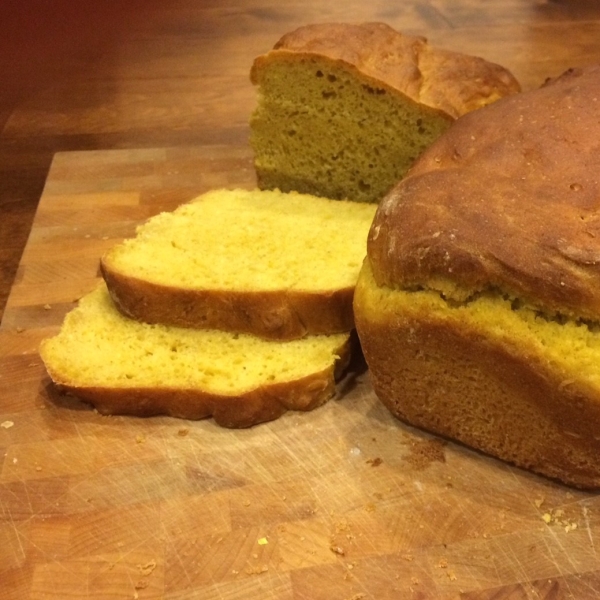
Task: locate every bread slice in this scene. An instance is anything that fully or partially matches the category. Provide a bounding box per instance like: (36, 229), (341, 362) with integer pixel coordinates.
(250, 22), (521, 203)
(40, 285), (352, 428)
(101, 188), (377, 340)
(355, 65), (600, 489)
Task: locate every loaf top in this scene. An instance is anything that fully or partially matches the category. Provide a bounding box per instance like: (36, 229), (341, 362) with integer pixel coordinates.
(367, 65), (600, 321)
(251, 22), (521, 120)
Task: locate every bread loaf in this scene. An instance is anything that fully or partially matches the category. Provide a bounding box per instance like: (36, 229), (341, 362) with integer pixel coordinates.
(354, 65), (600, 488)
(40, 285), (351, 428)
(250, 22), (520, 203)
(101, 188), (377, 340)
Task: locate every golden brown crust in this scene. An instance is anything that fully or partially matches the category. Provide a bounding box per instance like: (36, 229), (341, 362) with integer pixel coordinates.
(251, 22), (521, 119)
(354, 266), (600, 489)
(101, 259), (356, 340)
(368, 65), (600, 321)
(46, 336), (352, 428)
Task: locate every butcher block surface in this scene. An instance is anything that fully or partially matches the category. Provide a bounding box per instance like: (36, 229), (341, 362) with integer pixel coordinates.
(2, 146), (600, 600)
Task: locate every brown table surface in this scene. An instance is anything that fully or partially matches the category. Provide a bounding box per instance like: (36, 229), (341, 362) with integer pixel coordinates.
(3, 2), (600, 599)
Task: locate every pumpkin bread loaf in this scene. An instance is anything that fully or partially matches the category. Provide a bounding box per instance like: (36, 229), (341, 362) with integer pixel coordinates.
(354, 65), (600, 489)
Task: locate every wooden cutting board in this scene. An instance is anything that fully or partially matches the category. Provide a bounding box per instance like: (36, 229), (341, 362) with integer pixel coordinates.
(1, 145), (599, 600)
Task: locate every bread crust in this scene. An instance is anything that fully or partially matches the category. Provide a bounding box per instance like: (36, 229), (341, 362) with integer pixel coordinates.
(101, 259), (356, 340)
(43, 335), (352, 428)
(368, 65), (600, 321)
(251, 22), (521, 120)
(354, 265), (600, 489)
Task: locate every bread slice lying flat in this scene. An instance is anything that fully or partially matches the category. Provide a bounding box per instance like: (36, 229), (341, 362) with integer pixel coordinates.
(250, 22), (521, 203)
(354, 65), (600, 489)
(101, 188), (377, 340)
(40, 285), (351, 428)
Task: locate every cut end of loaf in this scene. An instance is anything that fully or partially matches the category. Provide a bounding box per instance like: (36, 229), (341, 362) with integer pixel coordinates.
(250, 54), (453, 203)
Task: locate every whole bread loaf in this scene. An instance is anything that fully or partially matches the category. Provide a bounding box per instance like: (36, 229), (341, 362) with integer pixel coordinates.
(250, 22), (520, 203)
(40, 285), (351, 428)
(101, 188), (377, 340)
(354, 65), (600, 488)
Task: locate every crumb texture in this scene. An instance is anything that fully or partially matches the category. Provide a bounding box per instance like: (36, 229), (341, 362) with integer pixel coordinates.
(103, 188), (376, 291)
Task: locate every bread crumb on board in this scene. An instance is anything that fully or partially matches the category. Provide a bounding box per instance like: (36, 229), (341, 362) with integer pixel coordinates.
(132, 560), (157, 596)
(244, 565), (268, 575)
(436, 557), (458, 581)
(541, 508), (579, 532)
(403, 438), (447, 470)
(137, 560), (157, 576)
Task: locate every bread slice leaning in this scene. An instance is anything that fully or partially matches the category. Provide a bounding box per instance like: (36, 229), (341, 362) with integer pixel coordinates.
(250, 22), (521, 203)
(40, 285), (352, 428)
(101, 188), (377, 340)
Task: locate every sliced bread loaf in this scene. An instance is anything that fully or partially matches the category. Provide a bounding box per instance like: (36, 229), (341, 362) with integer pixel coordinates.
(101, 188), (377, 340)
(40, 284), (352, 428)
(250, 22), (521, 203)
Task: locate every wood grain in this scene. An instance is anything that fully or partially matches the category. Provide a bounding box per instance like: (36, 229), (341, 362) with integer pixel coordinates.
(3, 1), (600, 598)
(2, 146), (600, 600)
